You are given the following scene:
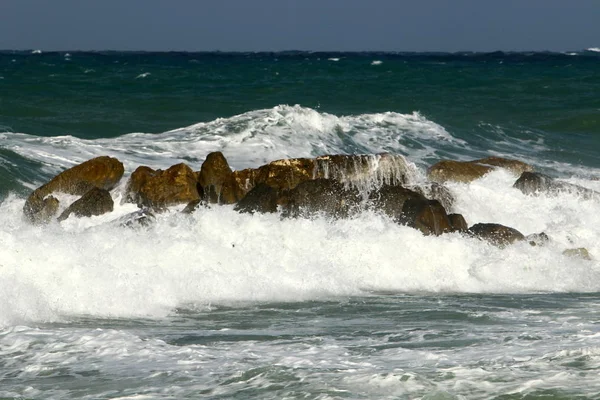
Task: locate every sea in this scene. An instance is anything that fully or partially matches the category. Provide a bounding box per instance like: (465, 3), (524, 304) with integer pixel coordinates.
(1, 49), (600, 399)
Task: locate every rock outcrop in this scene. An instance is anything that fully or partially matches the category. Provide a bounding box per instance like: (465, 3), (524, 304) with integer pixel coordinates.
(24, 156), (124, 224)
(57, 187), (114, 221)
(126, 163), (200, 208)
(198, 152), (240, 204)
(368, 185), (426, 222)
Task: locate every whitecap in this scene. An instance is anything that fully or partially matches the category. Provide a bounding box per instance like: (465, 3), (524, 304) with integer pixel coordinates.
(586, 47), (600, 53)
(31, 49), (42, 54)
(328, 58), (340, 62)
(371, 60), (383, 65)
(135, 72), (151, 79)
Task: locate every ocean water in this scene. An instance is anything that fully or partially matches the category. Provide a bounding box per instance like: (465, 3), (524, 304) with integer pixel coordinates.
(1, 50), (600, 399)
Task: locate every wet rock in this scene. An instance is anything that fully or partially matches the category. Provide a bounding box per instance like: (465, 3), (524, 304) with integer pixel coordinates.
(471, 157), (533, 175)
(401, 198), (452, 236)
(235, 183), (279, 214)
(57, 187), (114, 221)
(428, 157), (533, 184)
(448, 213), (468, 232)
(126, 163), (200, 209)
(513, 172), (597, 198)
(526, 232), (550, 247)
(181, 199), (203, 214)
(282, 179), (361, 219)
(117, 209), (156, 228)
(23, 194), (60, 224)
(468, 223), (525, 247)
(368, 185), (425, 222)
(314, 153), (411, 188)
(414, 183), (454, 212)
(254, 158), (316, 191)
(23, 156), (124, 224)
(562, 247), (592, 260)
(428, 160), (493, 183)
(198, 152), (239, 204)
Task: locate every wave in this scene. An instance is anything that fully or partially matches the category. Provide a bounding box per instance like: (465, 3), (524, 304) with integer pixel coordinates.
(587, 48), (600, 53)
(0, 105), (461, 184)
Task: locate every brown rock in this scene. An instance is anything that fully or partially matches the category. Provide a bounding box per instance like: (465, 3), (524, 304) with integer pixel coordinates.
(401, 198), (452, 236)
(448, 213), (468, 232)
(428, 157), (533, 184)
(23, 156), (124, 224)
(472, 157), (533, 175)
(428, 160), (493, 183)
(314, 153), (410, 187)
(198, 152), (238, 204)
(414, 183), (454, 211)
(254, 158), (316, 191)
(468, 223), (525, 247)
(126, 163), (200, 208)
(57, 187), (114, 222)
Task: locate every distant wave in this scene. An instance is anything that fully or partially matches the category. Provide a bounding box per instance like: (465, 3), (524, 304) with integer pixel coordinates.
(587, 47), (600, 53)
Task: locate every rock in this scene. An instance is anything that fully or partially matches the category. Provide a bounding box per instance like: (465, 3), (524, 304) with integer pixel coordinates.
(234, 183), (279, 214)
(428, 157), (533, 184)
(198, 152), (239, 204)
(401, 198), (452, 236)
(116, 209), (156, 228)
(448, 213), (468, 232)
(314, 153), (411, 188)
(428, 160), (493, 183)
(23, 156), (124, 224)
(471, 157), (533, 175)
(282, 179), (361, 219)
(126, 163), (200, 208)
(57, 187), (114, 221)
(526, 232), (550, 247)
(562, 247), (592, 260)
(414, 183), (454, 211)
(23, 194), (60, 224)
(181, 199), (203, 214)
(513, 172), (597, 198)
(468, 223), (525, 247)
(254, 158), (316, 191)
(368, 185), (425, 222)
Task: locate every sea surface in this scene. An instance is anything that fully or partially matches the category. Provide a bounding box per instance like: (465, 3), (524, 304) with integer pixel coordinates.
(1, 50), (600, 399)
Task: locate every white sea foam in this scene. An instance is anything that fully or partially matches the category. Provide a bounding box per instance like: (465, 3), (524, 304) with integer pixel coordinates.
(371, 60), (383, 65)
(31, 49), (42, 54)
(328, 58), (340, 62)
(1, 165), (600, 327)
(135, 72), (151, 79)
(587, 47), (600, 53)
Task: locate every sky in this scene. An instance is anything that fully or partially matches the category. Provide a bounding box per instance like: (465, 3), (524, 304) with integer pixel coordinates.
(1, 0), (599, 52)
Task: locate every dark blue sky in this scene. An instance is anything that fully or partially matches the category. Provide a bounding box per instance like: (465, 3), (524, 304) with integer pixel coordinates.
(1, 0), (599, 52)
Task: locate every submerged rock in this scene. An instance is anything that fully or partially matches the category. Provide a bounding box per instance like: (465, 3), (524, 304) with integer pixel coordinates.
(23, 156), (124, 224)
(57, 187), (114, 222)
(468, 223), (525, 247)
(116, 209), (156, 228)
(526, 232), (550, 247)
(562, 247), (592, 260)
(126, 163), (200, 209)
(513, 171), (597, 198)
(471, 157), (533, 176)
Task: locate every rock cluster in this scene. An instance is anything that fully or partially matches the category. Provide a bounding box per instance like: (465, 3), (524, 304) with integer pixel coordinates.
(22, 152), (593, 258)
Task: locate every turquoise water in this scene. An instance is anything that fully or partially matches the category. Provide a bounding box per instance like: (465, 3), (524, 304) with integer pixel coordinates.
(1, 51), (600, 399)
